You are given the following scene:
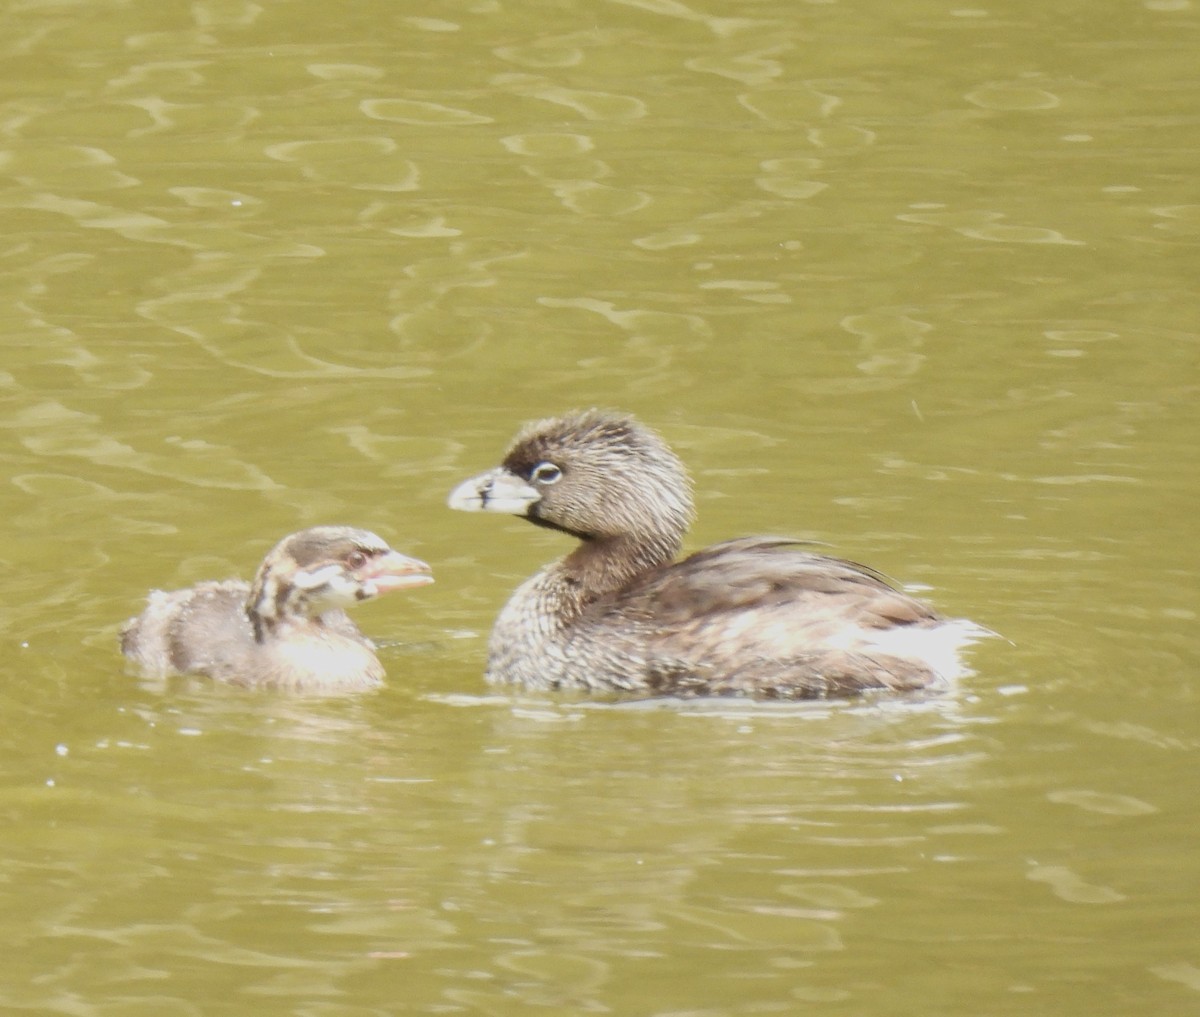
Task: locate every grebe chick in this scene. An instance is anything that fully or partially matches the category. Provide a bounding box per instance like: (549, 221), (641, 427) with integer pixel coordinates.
(121, 525), (432, 691)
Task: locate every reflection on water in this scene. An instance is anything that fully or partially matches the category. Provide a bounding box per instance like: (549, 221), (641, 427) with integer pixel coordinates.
(8, 684), (1002, 1012)
(1, 0), (1197, 1013)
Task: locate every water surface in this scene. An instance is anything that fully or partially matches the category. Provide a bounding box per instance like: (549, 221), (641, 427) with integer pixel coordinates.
(2, 0), (1197, 1014)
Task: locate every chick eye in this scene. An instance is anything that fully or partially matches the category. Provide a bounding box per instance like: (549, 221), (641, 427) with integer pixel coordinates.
(530, 461), (562, 485)
(346, 550), (368, 569)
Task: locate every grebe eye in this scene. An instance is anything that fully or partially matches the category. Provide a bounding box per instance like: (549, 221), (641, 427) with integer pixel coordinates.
(531, 462), (562, 485)
(346, 550), (368, 569)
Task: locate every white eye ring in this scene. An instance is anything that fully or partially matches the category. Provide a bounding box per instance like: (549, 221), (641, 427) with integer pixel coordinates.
(531, 461), (562, 485)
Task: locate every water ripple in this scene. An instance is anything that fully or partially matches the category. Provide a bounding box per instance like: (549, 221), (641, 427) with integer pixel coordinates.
(494, 74), (648, 120)
(12, 400), (280, 490)
(898, 209), (1086, 245)
(264, 137), (421, 192)
(359, 98), (492, 126)
(1026, 863), (1126, 904)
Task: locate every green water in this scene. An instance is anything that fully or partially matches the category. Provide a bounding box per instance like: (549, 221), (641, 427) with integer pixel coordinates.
(2, 0), (1197, 1013)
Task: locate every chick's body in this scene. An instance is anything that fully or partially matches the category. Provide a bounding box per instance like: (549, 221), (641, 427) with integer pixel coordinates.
(121, 525), (432, 691)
